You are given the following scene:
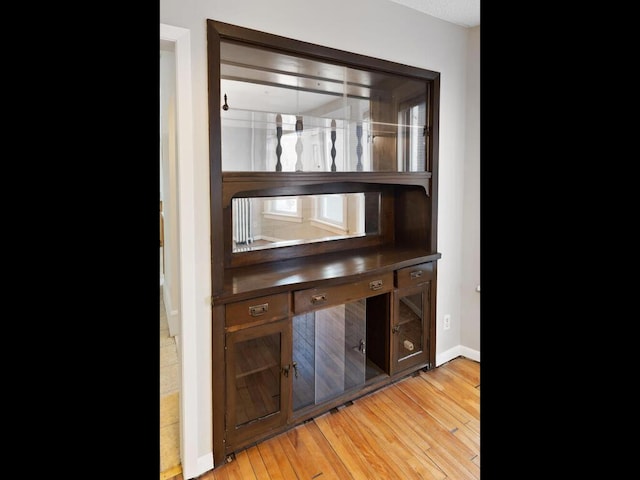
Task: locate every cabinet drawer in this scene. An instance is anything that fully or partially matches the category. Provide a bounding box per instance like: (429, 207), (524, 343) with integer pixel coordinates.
(225, 293), (289, 329)
(395, 262), (434, 288)
(293, 272), (393, 314)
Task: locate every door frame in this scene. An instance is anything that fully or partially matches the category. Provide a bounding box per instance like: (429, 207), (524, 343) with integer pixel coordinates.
(160, 23), (202, 479)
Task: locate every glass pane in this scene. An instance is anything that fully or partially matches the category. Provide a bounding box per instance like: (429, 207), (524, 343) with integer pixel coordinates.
(292, 312), (315, 411)
(397, 100), (426, 172)
(343, 300), (367, 391)
(292, 299), (368, 410)
(396, 293), (423, 362)
(314, 303), (365, 403)
(233, 332), (281, 427)
(220, 41), (428, 172)
(232, 193), (376, 253)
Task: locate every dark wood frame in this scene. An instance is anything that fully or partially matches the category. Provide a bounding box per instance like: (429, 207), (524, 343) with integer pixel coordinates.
(224, 318), (292, 452)
(223, 178), (397, 268)
(207, 19), (441, 467)
(391, 282), (431, 375)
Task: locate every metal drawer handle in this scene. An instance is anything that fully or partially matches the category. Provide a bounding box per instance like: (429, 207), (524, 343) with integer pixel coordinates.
(249, 303), (269, 316)
(311, 294), (327, 305)
(410, 270), (423, 279)
(369, 280), (383, 290)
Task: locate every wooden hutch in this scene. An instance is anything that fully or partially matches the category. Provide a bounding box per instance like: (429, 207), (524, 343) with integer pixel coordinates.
(207, 19), (441, 466)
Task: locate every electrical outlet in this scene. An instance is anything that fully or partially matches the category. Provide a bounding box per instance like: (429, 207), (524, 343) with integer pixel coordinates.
(443, 314), (451, 330)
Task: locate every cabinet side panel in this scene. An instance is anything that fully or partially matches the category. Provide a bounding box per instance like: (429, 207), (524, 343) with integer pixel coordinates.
(208, 20), (225, 294)
(212, 304), (225, 466)
(394, 186), (429, 250)
(365, 293), (390, 374)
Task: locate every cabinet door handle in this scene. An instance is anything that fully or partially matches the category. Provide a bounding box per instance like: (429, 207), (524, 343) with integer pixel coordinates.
(311, 294), (327, 305)
(249, 303), (269, 316)
(392, 325), (401, 334)
(410, 270), (423, 279)
(369, 280), (383, 290)
(282, 364), (290, 377)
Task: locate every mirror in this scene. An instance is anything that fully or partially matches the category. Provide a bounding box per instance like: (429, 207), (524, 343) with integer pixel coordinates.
(220, 40), (428, 172)
(232, 192), (380, 252)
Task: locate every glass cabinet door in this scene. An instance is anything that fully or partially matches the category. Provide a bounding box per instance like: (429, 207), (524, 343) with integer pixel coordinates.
(292, 299), (369, 412)
(392, 285), (429, 374)
(225, 319), (291, 448)
(220, 40), (430, 173)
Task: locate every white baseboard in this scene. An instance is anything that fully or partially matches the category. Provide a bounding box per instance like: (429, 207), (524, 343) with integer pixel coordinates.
(436, 345), (480, 366)
(459, 345), (480, 362)
(183, 453), (214, 480)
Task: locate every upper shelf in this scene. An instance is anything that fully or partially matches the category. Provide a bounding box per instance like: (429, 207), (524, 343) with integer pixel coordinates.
(207, 20), (442, 295)
(221, 171), (431, 205)
(218, 31), (435, 174)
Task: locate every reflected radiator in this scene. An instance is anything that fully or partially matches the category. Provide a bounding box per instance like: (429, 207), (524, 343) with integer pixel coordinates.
(233, 198), (253, 245)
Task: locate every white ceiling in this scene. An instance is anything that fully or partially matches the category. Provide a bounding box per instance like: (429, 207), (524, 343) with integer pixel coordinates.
(388, 0), (480, 28)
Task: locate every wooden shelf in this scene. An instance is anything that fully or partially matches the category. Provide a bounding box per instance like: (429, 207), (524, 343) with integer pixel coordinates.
(221, 171), (431, 206)
(215, 245), (440, 303)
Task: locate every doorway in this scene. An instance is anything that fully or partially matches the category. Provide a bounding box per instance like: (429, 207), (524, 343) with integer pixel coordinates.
(160, 23), (203, 479)
(160, 42), (180, 337)
(160, 40), (181, 477)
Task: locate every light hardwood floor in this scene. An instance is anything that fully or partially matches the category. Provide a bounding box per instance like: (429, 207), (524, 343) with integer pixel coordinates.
(160, 291), (480, 480)
(193, 356), (479, 480)
(160, 289), (182, 479)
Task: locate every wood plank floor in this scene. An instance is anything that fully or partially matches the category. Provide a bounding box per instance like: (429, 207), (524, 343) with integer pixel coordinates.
(186, 356), (479, 480)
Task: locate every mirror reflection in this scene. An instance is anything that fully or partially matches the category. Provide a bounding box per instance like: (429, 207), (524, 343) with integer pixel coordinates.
(220, 40), (428, 173)
(232, 193), (380, 252)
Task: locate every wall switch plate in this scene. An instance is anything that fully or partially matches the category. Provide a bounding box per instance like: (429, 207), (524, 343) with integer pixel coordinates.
(444, 314), (451, 330)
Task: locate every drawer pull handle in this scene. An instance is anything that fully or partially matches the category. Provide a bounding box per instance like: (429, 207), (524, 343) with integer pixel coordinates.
(410, 270), (423, 279)
(311, 294), (327, 305)
(249, 303), (269, 316)
(369, 280), (383, 290)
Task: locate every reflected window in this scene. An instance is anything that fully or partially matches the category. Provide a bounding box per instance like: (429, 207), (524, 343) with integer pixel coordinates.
(397, 98), (426, 172)
(317, 195), (344, 224)
(232, 192), (375, 253)
(265, 197), (301, 220)
(311, 194), (347, 233)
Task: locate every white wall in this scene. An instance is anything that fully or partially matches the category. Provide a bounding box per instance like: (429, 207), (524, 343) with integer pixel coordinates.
(461, 26), (480, 355)
(160, 0), (480, 477)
